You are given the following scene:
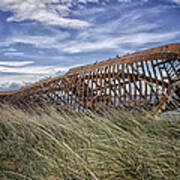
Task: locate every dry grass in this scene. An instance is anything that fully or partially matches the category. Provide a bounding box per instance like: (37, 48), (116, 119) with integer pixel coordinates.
(0, 105), (180, 180)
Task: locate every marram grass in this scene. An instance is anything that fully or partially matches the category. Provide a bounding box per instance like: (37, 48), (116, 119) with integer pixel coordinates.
(0, 106), (180, 180)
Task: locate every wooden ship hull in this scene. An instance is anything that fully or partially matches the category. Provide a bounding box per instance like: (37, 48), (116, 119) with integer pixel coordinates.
(0, 43), (180, 112)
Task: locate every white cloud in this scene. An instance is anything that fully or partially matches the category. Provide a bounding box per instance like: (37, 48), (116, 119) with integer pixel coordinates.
(1, 47), (25, 57)
(1, 48), (17, 52)
(78, 0), (99, 3)
(0, 65), (68, 74)
(61, 31), (179, 54)
(0, 0), (151, 29)
(1, 5), (176, 56)
(0, 0), (91, 29)
(4, 52), (24, 57)
(62, 38), (122, 53)
(172, 0), (180, 4)
(0, 81), (25, 91)
(0, 64), (69, 91)
(0, 31), (69, 49)
(116, 32), (180, 45)
(57, 7), (179, 54)
(0, 74), (43, 91)
(117, 0), (131, 2)
(0, 61), (34, 67)
(0, 4), (178, 56)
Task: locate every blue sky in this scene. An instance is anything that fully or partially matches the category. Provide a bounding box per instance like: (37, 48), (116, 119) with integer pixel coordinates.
(0, 0), (180, 91)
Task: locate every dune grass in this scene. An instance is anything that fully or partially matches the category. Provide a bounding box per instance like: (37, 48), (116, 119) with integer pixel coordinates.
(0, 105), (180, 180)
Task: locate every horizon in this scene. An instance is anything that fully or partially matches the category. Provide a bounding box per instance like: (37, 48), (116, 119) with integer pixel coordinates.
(0, 0), (180, 91)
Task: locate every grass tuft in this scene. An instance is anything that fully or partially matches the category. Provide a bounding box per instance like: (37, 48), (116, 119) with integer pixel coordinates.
(0, 106), (180, 180)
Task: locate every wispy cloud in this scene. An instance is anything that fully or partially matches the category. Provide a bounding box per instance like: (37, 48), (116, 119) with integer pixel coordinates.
(0, 0), (91, 29)
(61, 32), (180, 54)
(2, 5), (178, 56)
(0, 65), (68, 74)
(1, 47), (25, 57)
(57, 6), (180, 54)
(0, 81), (23, 91)
(3, 52), (24, 57)
(0, 61), (34, 67)
(1, 48), (17, 52)
(0, 0), (151, 29)
(0, 31), (69, 50)
(0, 64), (69, 91)
(171, 0), (180, 4)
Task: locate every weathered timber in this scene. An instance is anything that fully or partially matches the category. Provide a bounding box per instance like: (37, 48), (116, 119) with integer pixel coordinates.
(0, 43), (180, 112)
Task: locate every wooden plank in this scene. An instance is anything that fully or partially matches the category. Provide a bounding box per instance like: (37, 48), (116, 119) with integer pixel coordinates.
(99, 68), (103, 104)
(112, 65), (117, 107)
(145, 61), (154, 105)
(126, 64), (132, 106)
(108, 66), (112, 106)
(117, 65), (122, 107)
(130, 63), (137, 105)
(157, 61), (165, 93)
(104, 67), (108, 104)
(141, 61), (148, 103)
(151, 60), (159, 106)
(95, 69), (99, 108)
(122, 64), (127, 105)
